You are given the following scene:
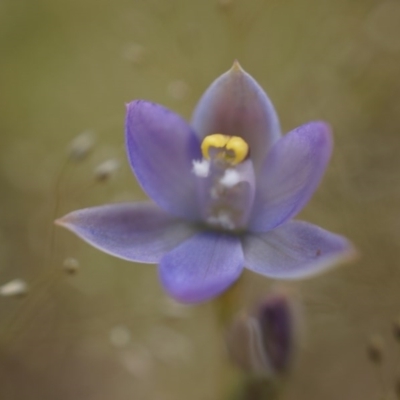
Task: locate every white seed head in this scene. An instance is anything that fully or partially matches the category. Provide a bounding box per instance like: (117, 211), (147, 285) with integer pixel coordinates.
(94, 158), (120, 182)
(0, 279), (28, 297)
(110, 325), (131, 348)
(63, 257), (80, 274)
(68, 130), (96, 161)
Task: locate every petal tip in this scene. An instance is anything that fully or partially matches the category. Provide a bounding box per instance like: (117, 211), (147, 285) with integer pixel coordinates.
(230, 59), (244, 72)
(310, 239), (359, 278)
(315, 120), (332, 138)
(307, 242), (359, 279)
(54, 212), (76, 229)
(340, 242), (359, 264)
(299, 120), (332, 138)
(125, 99), (140, 112)
(54, 216), (67, 227)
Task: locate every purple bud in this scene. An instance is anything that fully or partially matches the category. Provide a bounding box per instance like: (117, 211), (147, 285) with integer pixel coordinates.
(226, 290), (300, 377)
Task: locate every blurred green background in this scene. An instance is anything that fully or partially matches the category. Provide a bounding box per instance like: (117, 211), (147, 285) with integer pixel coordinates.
(1, 0), (400, 399)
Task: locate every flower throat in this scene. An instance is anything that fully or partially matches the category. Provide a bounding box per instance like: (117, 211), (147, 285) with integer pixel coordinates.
(192, 134), (255, 231)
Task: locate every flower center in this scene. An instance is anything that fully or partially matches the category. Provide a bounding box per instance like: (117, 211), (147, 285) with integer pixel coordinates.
(201, 133), (249, 165)
(193, 134), (255, 231)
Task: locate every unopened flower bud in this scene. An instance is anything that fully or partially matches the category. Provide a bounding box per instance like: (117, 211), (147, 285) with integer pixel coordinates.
(94, 159), (120, 182)
(68, 131), (96, 161)
(367, 335), (384, 365)
(226, 291), (299, 377)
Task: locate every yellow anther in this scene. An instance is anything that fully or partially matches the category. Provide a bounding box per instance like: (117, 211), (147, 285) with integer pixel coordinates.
(225, 136), (249, 164)
(201, 134), (230, 157)
(201, 134), (249, 165)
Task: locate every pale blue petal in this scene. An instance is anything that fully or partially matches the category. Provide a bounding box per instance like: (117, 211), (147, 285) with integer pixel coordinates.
(159, 231), (244, 303)
(249, 122), (332, 232)
(191, 62), (281, 170)
(126, 100), (202, 220)
(243, 221), (356, 279)
(56, 203), (199, 263)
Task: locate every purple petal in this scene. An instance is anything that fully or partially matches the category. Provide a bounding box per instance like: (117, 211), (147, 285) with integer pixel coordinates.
(243, 221), (356, 279)
(126, 100), (202, 220)
(191, 62), (281, 170)
(159, 231), (244, 303)
(249, 122), (333, 232)
(56, 203), (199, 263)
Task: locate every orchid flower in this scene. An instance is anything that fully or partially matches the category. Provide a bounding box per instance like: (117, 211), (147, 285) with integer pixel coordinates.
(56, 62), (355, 303)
